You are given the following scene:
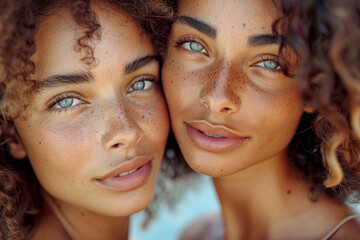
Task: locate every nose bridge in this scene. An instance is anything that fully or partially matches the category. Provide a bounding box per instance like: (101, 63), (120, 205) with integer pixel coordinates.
(101, 98), (142, 151)
(200, 59), (241, 114)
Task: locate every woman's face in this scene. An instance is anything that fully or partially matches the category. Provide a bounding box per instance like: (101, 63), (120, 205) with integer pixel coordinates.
(12, 3), (169, 216)
(162, 0), (305, 177)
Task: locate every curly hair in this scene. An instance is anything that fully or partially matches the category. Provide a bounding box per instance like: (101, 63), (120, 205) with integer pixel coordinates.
(0, 0), (192, 239)
(272, 0), (360, 203)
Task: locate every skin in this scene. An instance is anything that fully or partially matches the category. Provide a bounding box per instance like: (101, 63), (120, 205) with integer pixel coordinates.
(11, 2), (169, 240)
(163, 0), (359, 239)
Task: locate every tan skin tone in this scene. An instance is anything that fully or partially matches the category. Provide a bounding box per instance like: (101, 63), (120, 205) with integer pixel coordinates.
(163, 0), (360, 239)
(10, 2), (169, 240)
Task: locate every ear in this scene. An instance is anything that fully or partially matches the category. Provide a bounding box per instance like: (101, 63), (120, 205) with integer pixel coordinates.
(304, 105), (316, 114)
(8, 139), (27, 159)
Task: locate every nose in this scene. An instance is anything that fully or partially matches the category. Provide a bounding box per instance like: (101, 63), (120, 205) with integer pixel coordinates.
(200, 61), (241, 115)
(101, 101), (142, 151)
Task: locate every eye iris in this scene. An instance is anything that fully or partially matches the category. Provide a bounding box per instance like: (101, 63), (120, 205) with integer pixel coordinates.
(58, 98), (73, 108)
(264, 60), (279, 69)
(132, 81), (145, 90)
(190, 42), (204, 52)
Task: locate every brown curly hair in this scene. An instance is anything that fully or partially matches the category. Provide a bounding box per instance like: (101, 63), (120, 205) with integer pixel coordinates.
(271, 0), (360, 203)
(0, 0), (192, 239)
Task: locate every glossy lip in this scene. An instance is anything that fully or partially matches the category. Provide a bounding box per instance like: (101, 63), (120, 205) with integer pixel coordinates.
(94, 156), (153, 192)
(186, 120), (249, 153)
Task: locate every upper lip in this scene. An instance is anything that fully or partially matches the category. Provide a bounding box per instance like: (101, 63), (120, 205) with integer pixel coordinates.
(186, 120), (245, 138)
(96, 156), (152, 180)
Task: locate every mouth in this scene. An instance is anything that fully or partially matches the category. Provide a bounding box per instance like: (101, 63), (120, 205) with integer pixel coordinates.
(185, 120), (249, 153)
(95, 156), (153, 192)
(118, 168), (139, 177)
(200, 131), (224, 138)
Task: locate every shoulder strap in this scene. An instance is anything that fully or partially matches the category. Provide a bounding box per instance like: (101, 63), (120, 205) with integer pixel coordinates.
(321, 214), (360, 240)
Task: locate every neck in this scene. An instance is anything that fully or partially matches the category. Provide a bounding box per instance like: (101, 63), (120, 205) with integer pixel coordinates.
(41, 192), (129, 240)
(213, 151), (350, 240)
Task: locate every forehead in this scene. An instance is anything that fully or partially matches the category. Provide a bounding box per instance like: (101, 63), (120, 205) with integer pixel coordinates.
(177, 0), (280, 33)
(32, 3), (153, 79)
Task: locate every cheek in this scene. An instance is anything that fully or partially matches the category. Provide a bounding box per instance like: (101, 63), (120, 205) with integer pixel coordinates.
(250, 89), (304, 146)
(162, 60), (203, 114)
(18, 114), (98, 180)
(136, 95), (170, 147)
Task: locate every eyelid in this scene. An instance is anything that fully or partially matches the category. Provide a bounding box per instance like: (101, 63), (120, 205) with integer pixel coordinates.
(127, 75), (157, 93)
(46, 92), (85, 111)
(252, 55), (282, 72)
(175, 35), (210, 56)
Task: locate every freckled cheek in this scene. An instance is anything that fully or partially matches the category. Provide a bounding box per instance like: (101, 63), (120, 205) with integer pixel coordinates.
(163, 64), (202, 110)
(251, 92), (304, 142)
(135, 96), (170, 146)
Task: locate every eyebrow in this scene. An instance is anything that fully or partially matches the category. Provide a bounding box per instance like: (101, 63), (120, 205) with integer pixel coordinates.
(176, 15), (217, 39)
(248, 34), (280, 46)
(124, 55), (160, 75)
(39, 71), (94, 89)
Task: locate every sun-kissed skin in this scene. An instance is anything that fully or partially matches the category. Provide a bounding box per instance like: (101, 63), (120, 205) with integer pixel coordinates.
(10, 2), (169, 240)
(163, 0), (360, 239)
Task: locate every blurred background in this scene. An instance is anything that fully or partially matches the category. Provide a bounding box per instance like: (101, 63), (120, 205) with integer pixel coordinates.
(130, 175), (220, 240)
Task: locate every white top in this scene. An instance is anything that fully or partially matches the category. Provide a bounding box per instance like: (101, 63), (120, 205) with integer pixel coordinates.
(321, 214), (360, 240)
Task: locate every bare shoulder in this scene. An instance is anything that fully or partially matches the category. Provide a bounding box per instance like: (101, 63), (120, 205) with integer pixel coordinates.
(179, 212), (224, 240)
(330, 215), (360, 240)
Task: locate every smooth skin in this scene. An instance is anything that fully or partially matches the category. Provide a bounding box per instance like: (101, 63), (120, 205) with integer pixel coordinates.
(11, 2), (169, 240)
(162, 0), (360, 239)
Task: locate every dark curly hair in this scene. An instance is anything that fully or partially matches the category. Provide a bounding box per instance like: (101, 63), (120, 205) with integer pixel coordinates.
(0, 0), (192, 239)
(270, 0), (360, 203)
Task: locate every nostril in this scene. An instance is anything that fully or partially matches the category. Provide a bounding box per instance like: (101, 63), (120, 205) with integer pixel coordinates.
(220, 107), (232, 113)
(112, 143), (120, 148)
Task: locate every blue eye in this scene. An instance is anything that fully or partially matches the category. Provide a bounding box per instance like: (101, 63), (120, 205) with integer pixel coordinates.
(128, 80), (153, 93)
(257, 60), (281, 70)
(182, 41), (207, 54)
(55, 97), (82, 109)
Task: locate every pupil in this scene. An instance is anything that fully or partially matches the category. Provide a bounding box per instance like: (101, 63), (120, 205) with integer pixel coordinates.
(190, 42), (203, 52)
(58, 98), (73, 108)
(134, 81), (144, 90)
(265, 60), (278, 69)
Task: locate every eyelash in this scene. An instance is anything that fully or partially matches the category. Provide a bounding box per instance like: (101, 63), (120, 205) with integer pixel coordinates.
(255, 55), (283, 74)
(175, 35), (209, 55)
(47, 92), (84, 113)
(127, 76), (157, 93)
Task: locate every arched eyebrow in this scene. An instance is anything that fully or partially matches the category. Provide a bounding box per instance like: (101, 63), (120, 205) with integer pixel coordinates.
(37, 55), (159, 89)
(124, 55), (159, 75)
(248, 34), (280, 46)
(39, 71), (94, 89)
(176, 15), (217, 39)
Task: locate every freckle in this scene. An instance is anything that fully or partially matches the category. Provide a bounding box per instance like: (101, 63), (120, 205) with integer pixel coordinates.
(287, 189), (292, 194)
(141, 115), (145, 119)
(221, 169), (223, 172)
(243, 23), (246, 27)
(81, 212), (85, 216)
(38, 140), (42, 145)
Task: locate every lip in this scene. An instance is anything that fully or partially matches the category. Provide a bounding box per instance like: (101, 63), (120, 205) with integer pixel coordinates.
(186, 120), (249, 153)
(95, 156), (152, 192)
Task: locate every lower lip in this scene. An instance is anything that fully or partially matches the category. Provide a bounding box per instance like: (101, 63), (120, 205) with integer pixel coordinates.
(95, 161), (152, 192)
(186, 124), (248, 153)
